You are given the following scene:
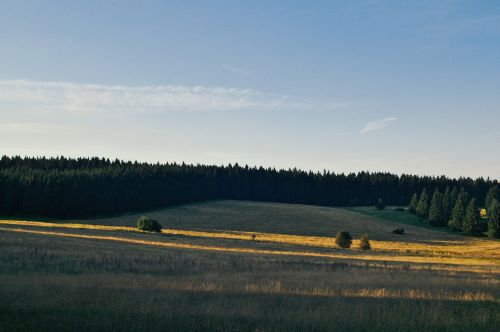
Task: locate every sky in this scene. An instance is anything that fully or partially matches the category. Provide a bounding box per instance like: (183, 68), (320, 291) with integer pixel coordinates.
(0, 1), (499, 178)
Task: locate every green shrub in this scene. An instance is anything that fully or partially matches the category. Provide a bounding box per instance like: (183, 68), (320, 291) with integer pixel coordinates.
(359, 234), (371, 251)
(137, 216), (162, 232)
(394, 207), (405, 212)
(335, 231), (352, 249)
(392, 228), (404, 235)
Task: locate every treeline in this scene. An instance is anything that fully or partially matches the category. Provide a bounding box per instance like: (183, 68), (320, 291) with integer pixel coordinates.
(0, 155), (497, 219)
(408, 185), (500, 238)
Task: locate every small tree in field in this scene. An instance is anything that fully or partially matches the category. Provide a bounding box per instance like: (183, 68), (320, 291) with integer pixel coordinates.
(375, 198), (385, 210)
(137, 216), (162, 232)
(359, 234), (371, 251)
(335, 231), (352, 249)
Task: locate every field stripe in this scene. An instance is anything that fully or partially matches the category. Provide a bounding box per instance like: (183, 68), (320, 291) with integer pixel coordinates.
(1, 220), (499, 261)
(0, 226), (498, 270)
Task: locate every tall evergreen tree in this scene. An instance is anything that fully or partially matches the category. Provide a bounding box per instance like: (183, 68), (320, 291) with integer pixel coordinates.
(442, 186), (452, 222)
(408, 193), (418, 214)
(449, 188), (469, 231)
(429, 189), (445, 227)
(487, 200), (500, 238)
(463, 198), (482, 236)
(485, 185), (500, 215)
(416, 188), (429, 219)
(450, 186), (459, 210)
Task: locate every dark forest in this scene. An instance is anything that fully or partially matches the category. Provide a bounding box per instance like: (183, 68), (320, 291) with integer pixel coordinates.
(0, 156), (496, 219)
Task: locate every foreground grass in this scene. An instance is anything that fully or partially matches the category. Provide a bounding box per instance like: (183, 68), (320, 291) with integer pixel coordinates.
(1, 201), (499, 331)
(1, 229), (499, 332)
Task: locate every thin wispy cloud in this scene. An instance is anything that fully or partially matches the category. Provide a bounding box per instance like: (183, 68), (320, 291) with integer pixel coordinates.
(223, 64), (253, 77)
(0, 79), (342, 115)
(360, 117), (397, 134)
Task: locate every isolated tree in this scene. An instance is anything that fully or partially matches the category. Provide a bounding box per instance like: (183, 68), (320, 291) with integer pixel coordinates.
(137, 216), (162, 232)
(485, 185), (500, 212)
(429, 189), (445, 227)
(416, 188), (429, 219)
(463, 198), (481, 236)
(335, 231), (352, 249)
(375, 198), (385, 210)
(359, 234), (371, 251)
(408, 193), (418, 214)
(487, 200), (500, 238)
(449, 188), (469, 231)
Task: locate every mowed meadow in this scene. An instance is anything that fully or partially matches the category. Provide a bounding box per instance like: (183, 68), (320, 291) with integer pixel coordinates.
(1, 201), (499, 331)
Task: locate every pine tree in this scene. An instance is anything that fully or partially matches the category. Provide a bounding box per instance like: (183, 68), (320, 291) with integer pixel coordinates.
(442, 186), (452, 222)
(449, 188), (469, 231)
(463, 198), (482, 236)
(408, 193), (418, 214)
(485, 185), (500, 212)
(429, 189), (445, 227)
(487, 200), (500, 238)
(450, 186), (459, 211)
(416, 188), (429, 219)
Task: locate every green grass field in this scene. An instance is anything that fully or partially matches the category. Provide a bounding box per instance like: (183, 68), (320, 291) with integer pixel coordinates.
(1, 200), (499, 331)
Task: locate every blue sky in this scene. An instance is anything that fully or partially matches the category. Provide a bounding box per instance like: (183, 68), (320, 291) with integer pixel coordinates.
(1, 1), (499, 178)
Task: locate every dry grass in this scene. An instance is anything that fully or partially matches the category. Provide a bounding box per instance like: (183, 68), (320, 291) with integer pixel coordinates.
(1, 214), (498, 268)
(1, 201), (499, 331)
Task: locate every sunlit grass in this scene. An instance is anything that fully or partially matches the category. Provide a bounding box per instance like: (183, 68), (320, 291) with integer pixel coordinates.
(1, 219), (498, 264)
(0, 225), (498, 271)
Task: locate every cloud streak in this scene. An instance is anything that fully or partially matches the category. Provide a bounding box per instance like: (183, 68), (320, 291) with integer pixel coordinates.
(223, 64), (253, 77)
(360, 117), (396, 134)
(0, 79), (342, 115)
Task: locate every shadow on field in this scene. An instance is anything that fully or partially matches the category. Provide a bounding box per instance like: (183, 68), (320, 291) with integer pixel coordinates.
(1, 285), (498, 332)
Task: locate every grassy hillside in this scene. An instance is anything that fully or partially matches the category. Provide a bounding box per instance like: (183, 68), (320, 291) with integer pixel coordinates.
(1, 200), (499, 331)
(81, 200), (461, 242)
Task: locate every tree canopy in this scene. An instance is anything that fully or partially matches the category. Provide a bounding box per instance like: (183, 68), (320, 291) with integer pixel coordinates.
(0, 155), (496, 219)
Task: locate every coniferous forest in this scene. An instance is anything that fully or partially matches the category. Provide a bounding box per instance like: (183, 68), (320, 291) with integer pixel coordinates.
(0, 155), (497, 220)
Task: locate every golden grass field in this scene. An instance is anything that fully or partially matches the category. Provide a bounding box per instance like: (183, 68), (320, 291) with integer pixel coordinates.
(1, 200), (499, 331)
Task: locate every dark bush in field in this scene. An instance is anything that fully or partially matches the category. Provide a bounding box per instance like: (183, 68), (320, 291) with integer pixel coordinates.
(376, 198), (385, 210)
(392, 228), (404, 235)
(335, 231), (352, 249)
(394, 207), (405, 212)
(137, 216), (162, 232)
(359, 234), (371, 251)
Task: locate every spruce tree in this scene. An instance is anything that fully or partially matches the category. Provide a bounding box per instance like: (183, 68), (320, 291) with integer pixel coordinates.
(487, 200), (500, 238)
(450, 186), (459, 211)
(429, 189), (445, 227)
(408, 193), (418, 214)
(463, 198), (482, 236)
(487, 199), (497, 221)
(449, 188), (469, 231)
(485, 185), (500, 216)
(442, 186), (452, 222)
(416, 188), (429, 219)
